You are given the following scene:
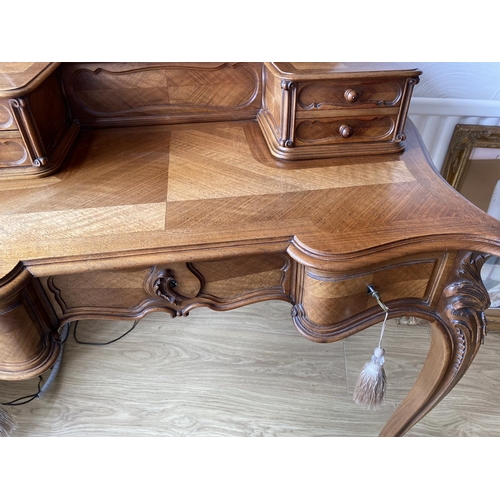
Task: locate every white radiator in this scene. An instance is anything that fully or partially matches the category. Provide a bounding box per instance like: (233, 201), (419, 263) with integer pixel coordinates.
(409, 97), (500, 172)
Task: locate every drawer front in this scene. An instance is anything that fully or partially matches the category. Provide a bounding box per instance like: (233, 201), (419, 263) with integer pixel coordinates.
(296, 79), (405, 111)
(294, 115), (397, 146)
(0, 99), (17, 131)
(42, 253), (291, 320)
(301, 260), (435, 326)
(291, 254), (451, 339)
(0, 130), (31, 167)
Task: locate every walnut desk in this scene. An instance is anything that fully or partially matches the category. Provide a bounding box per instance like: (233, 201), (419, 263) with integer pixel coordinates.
(1, 62), (500, 437)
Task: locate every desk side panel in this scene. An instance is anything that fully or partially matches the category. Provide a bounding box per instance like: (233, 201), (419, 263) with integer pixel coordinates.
(0, 272), (60, 380)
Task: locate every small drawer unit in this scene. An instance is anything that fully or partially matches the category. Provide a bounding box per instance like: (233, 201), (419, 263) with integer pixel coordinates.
(258, 62), (421, 160)
(0, 63), (78, 179)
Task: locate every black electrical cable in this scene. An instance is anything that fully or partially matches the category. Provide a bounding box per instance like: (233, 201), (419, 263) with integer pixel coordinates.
(1, 324), (71, 406)
(1, 321), (138, 406)
(1, 376), (43, 406)
(73, 319), (140, 346)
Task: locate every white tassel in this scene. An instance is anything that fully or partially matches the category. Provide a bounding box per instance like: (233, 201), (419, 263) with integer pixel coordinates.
(0, 406), (16, 437)
(353, 307), (389, 409)
(353, 346), (386, 409)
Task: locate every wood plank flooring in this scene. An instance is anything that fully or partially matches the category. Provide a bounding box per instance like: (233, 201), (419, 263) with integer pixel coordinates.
(2, 301), (500, 437)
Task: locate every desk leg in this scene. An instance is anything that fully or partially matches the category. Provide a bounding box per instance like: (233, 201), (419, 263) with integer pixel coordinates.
(380, 251), (489, 437)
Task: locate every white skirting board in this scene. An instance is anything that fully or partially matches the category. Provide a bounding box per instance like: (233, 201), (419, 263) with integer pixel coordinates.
(409, 97), (500, 173)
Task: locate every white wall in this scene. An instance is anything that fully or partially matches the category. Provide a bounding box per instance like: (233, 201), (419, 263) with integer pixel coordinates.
(406, 63), (500, 171)
(410, 62), (500, 100)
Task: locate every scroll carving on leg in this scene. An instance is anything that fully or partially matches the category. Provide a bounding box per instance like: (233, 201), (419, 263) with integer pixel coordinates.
(380, 251), (490, 436)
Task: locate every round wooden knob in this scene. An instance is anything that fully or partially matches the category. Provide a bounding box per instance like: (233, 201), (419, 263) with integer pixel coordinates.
(339, 125), (354, 138)
(344, 89), (360, 103)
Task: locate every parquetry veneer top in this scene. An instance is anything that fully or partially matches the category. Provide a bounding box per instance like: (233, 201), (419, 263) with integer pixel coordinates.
(1, 118), (498, 280)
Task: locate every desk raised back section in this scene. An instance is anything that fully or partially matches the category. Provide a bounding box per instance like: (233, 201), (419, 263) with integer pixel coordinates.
(0, 62), (420, 179)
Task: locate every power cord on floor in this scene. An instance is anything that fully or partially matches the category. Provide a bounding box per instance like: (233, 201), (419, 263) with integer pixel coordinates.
(73, 319), (140, 346)
(1, 323), (70, 406)
(1, 320), (140, 407)
(0, 320), (140, 436)
(1, 376), (43, 406)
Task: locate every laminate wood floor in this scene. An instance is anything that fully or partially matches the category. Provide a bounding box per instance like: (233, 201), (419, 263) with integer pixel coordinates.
(2, 301), (500, 437)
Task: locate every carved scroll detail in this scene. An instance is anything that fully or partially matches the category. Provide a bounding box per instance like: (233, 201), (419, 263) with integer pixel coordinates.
(144, 267), (189, 307)
(154, 273), (182, 305)
(439, 251), (490, 374)
(8, 98), (47, 166)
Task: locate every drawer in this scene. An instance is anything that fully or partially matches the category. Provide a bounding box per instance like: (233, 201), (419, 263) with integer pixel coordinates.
(0, 130), (32, 167)
(295, 114), (397, 146)
(41, 253), (291, 320)
(301, 260), (436, 326)
(296, 79), (404, 111)
(0, 98), (32, 169)
(0, 99), (17, 130)
(291, 253), (451, 340)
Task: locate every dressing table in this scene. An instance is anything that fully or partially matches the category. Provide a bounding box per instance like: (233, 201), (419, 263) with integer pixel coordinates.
(1, 62), (500, 437)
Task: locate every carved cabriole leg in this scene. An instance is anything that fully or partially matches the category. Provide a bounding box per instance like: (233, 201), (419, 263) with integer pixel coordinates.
(291, 250), (490, 436)
(379, 251), (490, 437)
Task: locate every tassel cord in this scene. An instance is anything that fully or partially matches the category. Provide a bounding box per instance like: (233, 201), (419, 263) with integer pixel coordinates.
(353, 288), (389, 409)
(378, 311), (389, 349)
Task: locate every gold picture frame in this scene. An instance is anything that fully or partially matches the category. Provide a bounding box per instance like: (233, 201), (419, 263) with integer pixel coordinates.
(442, 124), (500, 327)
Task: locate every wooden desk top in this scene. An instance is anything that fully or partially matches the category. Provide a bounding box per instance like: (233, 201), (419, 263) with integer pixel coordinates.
(0, 62), (59, 97)
(267, 62), (421, 80)
(1, 118), (499, 281)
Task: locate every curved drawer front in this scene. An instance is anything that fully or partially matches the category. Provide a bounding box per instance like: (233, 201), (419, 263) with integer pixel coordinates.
(41, 253), (291, 321)
(0, 131), (31, 166)
(0, 99), (16, 130)
(291, 253), (452, 340)
(0, 97), (30, 168)
(191, 254), (289, 302)
(297, 79), (403, 111)
(295, 115), (396, 146)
